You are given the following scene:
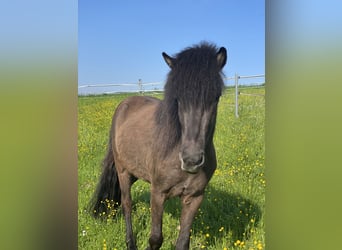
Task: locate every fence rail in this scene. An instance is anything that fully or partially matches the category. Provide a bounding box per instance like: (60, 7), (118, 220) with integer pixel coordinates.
(78, 79), (164, 95)
(231, 74), (265, 118)
(78, 74), (264, 95)
(78, 74), (265, 118)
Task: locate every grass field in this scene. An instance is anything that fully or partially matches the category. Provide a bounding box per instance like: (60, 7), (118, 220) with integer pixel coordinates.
(78, 86), (265, 250)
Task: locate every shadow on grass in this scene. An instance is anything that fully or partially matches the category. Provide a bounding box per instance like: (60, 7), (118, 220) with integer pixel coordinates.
(134, 184), (262, 246)
(195, 186), (262, 244)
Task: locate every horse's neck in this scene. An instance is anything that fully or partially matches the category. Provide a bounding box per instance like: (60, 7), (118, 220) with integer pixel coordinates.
(154, 100), (181, 156)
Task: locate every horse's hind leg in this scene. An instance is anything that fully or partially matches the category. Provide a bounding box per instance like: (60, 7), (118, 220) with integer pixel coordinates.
(117, 169), (137, 250)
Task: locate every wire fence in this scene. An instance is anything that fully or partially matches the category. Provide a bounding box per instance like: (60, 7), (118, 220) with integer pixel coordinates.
(78, 74), (265, 118)
(78, 74), (265, 96)
(78, 79), (162, 95)
(230, 74), (265, 118)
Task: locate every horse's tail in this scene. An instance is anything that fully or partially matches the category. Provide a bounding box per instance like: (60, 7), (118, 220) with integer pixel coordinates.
(88, 129), (121, 218)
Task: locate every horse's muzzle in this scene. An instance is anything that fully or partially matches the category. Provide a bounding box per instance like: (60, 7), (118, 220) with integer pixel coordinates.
(179, 152), (205, 174)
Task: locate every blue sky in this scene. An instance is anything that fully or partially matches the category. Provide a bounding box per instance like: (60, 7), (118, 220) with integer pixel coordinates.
(78, 1), (264, 86)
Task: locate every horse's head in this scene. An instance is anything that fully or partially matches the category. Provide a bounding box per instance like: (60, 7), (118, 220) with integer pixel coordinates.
(162, 43), (227, 173)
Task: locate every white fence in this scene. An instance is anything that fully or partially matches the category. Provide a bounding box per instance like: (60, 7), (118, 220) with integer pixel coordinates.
(78, 79), (164, 95)
(78, 74), (264, 96)
(78, 74), (265, 118)
(228, 74), (265, 118)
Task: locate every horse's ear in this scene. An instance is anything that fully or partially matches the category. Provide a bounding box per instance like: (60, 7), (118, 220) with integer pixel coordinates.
(217, 47), (227, 69)
(162, 52), (175, 69)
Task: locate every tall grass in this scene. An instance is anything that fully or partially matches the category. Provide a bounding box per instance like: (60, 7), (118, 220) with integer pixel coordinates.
(78, 86), (265, 250)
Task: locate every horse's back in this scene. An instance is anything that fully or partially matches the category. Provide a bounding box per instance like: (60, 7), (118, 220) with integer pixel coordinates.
(118, 95), (159, 112)
(113, 95), (159, 126)
(112, 95), (160, 181)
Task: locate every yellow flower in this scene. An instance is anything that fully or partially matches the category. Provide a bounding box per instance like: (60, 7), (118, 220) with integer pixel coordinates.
(234, 240), (241, 246)
(102, 239), (107, 250)
(205, 233), (210, 238)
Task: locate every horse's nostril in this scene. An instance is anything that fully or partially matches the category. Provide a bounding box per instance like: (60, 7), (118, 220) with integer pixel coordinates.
(194, 155), (204, 166)
(182, 153), (205, 166)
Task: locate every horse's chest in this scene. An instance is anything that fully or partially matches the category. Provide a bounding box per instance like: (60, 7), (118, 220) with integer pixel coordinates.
(166, 173), (208, 199)
(184, 175), (207, 194)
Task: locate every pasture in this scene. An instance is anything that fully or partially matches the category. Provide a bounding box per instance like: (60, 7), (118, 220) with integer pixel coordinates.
(78, 86), (265, 250)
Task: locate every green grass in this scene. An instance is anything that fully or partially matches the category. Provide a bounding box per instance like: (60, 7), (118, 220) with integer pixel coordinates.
(78, 86), (265, 250)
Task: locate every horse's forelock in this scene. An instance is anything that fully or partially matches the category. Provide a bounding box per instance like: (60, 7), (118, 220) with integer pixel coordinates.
(165, 43), (224, 107)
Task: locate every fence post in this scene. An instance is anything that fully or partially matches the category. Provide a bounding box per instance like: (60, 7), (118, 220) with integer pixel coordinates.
(138, 79), (143, 94)
(235, 73), (239, 118)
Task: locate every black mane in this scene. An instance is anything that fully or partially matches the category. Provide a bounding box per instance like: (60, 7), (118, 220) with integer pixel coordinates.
(155, 42), (225, 156)
(165, 42), (225, 106)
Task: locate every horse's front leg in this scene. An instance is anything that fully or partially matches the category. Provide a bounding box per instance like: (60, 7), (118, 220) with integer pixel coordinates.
(118, 171), (137, 250)
(146, 187), (166, 250)
(175, 194), (204, 250)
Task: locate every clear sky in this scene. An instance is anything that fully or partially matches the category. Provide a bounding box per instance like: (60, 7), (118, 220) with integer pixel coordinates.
(78, 0), (264, 86)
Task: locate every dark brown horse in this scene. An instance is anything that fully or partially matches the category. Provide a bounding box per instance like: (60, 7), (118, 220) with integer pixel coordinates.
(89, 42), (227, 250)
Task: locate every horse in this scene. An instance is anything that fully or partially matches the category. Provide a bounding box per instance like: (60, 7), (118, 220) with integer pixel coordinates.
(89, 42), (227, 250)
